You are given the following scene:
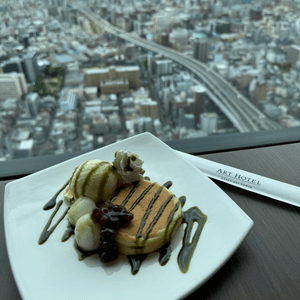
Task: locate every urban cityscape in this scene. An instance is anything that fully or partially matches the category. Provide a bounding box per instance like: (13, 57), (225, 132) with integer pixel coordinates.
(0, 0), (300, 161)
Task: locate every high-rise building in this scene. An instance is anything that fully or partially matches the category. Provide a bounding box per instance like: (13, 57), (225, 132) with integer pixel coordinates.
(276, 21), (291, 41)
(22, 51), (40, 83)
(1, 57), (23, 74)
(16, 72), (27, 94)
(253, 28), (267, 44)
(142, 116), (153, 132)
(133, 21), (143, 35)
(147, 52), (153, 75)
(154, 59), (173, 76)
(193, 39), (209, 63)
(254, 81), (268, 102)
(58, 89), (77, 112)
(240, 73), (252, 89)
(100, 4), (108, 18)
(20, 34), (30, 48)
(170, 94), (189, 118)
(26, 93), (40, 117)
(287, 45), (300, 66)
(192, 85), (206, 123)
(250, 7), (263, 21)
(157, 32), (169, 47)
(200, 113), (218, 134)
(179, 113), (195, 129)
(0, 73), (27, 100)
(125, 44), (136, 60)
(1, 51), (40, 83)
(185, 0), (191, 10)
(169, 28), (189, 48)
(61, 9), (78, 24)
(212, 1), (223, 17)
(216, 20), (231, 34)
(140, 99), (159, 119)
(157, 75), (173, 90)
(48, 7), (59, 17)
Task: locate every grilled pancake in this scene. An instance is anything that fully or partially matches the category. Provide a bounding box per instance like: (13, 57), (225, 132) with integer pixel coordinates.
(111, 180), (183, 255)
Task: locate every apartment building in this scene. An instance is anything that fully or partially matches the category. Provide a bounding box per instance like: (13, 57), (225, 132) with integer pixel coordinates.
(85, 65), (140, 90)
(0, 73), (27, 100)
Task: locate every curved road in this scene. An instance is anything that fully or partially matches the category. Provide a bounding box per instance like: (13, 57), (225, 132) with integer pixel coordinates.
(74, 5), (282, 133)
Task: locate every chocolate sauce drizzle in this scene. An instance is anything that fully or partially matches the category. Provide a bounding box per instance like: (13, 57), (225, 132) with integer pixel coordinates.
(39, 178), (208, 275)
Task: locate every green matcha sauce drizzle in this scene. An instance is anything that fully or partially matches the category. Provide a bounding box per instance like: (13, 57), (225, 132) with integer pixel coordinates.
(38, 200), (69, 245)
(128, 254), (147, 275)
(43, 181), (69, 210)
(178, 207), (207, 273)
(39, 180), (208, 275)
(61, 222), (75, 242)
(127, 192), (208, 275)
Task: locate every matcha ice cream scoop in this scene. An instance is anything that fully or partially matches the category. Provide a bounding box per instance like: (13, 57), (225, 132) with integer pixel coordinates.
(69, 160), (119, 205)
(68, 151), (145, 204)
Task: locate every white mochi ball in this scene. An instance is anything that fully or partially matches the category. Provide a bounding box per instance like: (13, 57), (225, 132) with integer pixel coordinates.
(68, 197), (96, 227)
(75, 214), (101, 252)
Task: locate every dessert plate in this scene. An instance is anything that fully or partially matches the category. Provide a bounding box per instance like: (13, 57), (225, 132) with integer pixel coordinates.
(4, 132), (253, 300)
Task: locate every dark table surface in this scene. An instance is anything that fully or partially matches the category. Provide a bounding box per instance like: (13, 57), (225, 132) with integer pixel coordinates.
(2, 143), (300, 300)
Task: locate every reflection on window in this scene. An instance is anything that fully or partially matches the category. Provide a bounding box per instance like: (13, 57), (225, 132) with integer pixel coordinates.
(0, 0), (298, 161)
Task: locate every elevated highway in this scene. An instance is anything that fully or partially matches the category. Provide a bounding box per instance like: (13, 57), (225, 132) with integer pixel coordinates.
(74, 5), (282, 133)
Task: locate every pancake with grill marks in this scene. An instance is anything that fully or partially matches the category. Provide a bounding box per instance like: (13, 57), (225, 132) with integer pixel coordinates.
(111, 180), (183, 255)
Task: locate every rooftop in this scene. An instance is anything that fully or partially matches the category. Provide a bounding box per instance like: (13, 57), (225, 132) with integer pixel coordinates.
(55, 54), (74, 64)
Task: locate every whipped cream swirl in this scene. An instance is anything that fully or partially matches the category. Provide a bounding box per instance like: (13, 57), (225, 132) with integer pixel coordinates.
(113, 149), (145, 184)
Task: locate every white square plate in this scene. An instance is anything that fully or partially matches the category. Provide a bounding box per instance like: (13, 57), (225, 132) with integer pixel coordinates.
(4, 132), (253, 300)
